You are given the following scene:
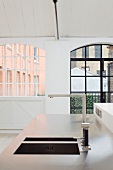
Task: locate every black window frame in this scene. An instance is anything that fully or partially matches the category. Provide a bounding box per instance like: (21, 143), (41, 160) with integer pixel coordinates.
(70, 44), (113, 114)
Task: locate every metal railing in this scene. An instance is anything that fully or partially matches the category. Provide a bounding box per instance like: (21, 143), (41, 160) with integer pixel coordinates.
(71, 93), (101, 114)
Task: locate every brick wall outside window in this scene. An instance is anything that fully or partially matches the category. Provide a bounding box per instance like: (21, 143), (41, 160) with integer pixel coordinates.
(0, 44), (45, 96)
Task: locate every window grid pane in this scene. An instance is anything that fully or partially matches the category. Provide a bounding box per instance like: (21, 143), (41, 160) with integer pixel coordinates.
(0, 44), (45, 96)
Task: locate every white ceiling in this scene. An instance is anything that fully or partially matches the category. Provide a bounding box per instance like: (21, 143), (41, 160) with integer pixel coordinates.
(0, 0), (113, 39)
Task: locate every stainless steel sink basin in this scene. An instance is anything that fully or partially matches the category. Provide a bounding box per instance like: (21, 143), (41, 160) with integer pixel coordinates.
(14, 143), (80, 155)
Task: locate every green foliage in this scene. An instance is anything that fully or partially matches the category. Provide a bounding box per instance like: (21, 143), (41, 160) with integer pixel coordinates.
(70, 94), (100, 114)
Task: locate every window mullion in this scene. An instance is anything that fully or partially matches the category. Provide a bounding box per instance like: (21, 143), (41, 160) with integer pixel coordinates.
(36, 49), (38, 96)
(24, 45), (26, 96)
(4, 45), (6, 96)
(14, 44), (17, 96)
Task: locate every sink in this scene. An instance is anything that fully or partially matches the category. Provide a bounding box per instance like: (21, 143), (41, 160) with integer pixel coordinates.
(14, 143), (80, 155)
(24, 137), (77, 142)
(14, 137), (80, 155)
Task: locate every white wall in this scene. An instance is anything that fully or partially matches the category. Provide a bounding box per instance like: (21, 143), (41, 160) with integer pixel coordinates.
(69, 37), (113, 51)
(45, 41), (70, 114)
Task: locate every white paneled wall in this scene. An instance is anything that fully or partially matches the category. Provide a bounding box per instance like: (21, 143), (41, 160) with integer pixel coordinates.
(0, 97), (45, 129)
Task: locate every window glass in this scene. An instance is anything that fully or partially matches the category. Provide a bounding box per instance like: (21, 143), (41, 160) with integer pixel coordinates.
(71, 61), (85, 76)
(0, 44), (45, 96)
(95, 45), (101, 58)
(70, 50), (76, 58)
(86, 47), (89, 58)
(82, 47), (85, 58)
(71, 77), (85, 92)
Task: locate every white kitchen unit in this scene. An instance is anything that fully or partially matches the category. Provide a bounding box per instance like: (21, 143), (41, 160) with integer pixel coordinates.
(94, 103), (113, 133)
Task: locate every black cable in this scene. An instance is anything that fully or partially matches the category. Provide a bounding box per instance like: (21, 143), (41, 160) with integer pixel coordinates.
(53, 0), (58, 3)
(53, 0), (59, 40)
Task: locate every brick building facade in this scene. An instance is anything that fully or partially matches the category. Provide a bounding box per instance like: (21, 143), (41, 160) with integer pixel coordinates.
(0, 44), (45, 96)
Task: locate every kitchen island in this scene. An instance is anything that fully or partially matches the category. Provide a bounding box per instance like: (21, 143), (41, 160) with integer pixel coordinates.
(1, 114), (113, 170)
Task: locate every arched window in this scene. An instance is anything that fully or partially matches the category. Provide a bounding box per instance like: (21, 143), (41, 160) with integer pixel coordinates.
(70, 44), (113, 114)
